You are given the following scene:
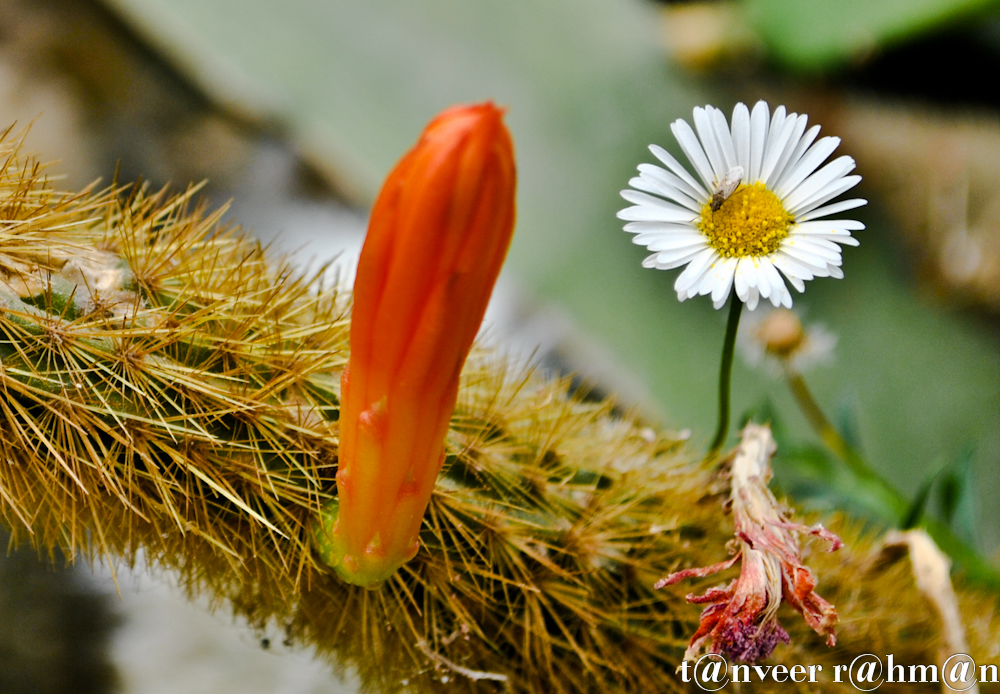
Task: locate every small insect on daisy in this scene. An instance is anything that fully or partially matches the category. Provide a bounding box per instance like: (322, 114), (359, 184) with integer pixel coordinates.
(710, 165), (744, 212)
(618, 101), (866, 311)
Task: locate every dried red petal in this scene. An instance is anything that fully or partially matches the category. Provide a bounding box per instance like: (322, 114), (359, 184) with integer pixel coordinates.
(656, 424), (841, 663)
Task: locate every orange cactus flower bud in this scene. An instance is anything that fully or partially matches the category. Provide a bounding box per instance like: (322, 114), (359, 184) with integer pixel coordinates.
(315, 103), (517, 588)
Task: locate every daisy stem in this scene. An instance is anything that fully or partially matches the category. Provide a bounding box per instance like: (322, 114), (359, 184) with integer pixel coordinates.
(784, 369), (879, 482)
(708, 297), (743, 457)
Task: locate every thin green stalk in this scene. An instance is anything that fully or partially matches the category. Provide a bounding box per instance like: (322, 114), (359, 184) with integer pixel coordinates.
(783, 367), (1000, 590)
(708, 297), (743, 457)
(785, 370), (876, 481)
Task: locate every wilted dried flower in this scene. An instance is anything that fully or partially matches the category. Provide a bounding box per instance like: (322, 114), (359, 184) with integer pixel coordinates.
(656, 424), (842, 663)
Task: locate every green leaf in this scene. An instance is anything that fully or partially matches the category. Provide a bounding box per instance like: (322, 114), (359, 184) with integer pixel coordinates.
(773, 443), (901, 525)
(745, 0), (1000, 71)
(902, 466), (939, 530)
(938, 445), (978, 545)
(835, 397), (864, 453)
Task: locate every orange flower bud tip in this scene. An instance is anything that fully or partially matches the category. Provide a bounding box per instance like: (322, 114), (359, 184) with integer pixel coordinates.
(431, 101), (508, 129)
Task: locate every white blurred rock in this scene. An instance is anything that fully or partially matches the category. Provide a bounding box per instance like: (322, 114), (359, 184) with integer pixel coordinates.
(89, 560), (358, 694)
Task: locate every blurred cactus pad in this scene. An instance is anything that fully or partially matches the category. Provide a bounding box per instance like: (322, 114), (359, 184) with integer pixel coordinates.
(0, 131), (999, 693)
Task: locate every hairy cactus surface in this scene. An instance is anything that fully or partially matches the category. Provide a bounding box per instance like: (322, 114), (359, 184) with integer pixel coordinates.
(0, 131), (998, 693)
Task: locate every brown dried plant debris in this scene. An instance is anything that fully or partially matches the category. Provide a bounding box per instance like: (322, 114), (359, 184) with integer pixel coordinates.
(828, 100), (1000, 313)
(0, 130), (996, 693)
(657, 424), (841, 664)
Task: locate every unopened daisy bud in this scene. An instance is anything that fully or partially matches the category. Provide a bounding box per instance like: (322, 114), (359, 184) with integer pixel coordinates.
(739, 307), (837, 375)
(656, 424), (841, 663)
(315, 103), (517, 588)
(756, 308), (804, 357)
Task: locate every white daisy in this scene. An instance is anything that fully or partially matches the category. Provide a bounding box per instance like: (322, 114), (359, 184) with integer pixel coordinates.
(618, 101), (866, 310)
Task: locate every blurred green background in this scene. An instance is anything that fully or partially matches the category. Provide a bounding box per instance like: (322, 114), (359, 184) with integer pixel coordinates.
(0, 0), (998, 691)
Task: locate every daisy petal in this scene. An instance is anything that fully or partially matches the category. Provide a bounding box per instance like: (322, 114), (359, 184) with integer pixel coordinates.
(711, 257), (739, 306)
(772, 252), (818, 281)
(775, 249), (830, 279)
(797, 198), (867, 222)
(649, 146), (709, 199)
(767, 114), (808, 188)
(791, 176), (862, 217)
(695, 266), (718, 297)
(793, 233), (849, 252)
(758, 257), (787, 304)
(617, 203), (697, 224)
(637, 165), (705, 209)
(776, 264), (806, 293)
(759, 110), (797, 184)
(638, 163), (703, 199)
(671, 119), (716, 189)
(794, 219), (864, 233)
(749, 101), (770, 183)
(693, 107), (727, 181)
(694, 256), (734, 298)
(646, 235), (708, 252)
(632, 231), (704, 246)
(731, 103), (751, 172)
(756, 259), (773, 299)
(710, 106), (739, 171)
(734, 257), (750, 298)
(737, 256), (759, 290)
(780, 245), (838, 274)
(623, 220), (697, 235)
(654, 247), (709, 270)
(802, 233), (860, 247)
(777, 282), (793, 308)
(775, 136), (841, 199)
(620, 189), (697, 215)
(773, 124), (820, 191)
(769, 105), (788, 136)
(783, 156), (857, 213)
(786, 237), (843, 262)
(674, 247), (718, 293)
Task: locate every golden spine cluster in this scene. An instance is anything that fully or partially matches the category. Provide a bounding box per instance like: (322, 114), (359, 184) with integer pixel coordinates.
(0, 131), (996, 693)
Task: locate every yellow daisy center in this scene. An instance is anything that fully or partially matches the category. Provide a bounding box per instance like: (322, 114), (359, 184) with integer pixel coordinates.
(698, 182), (793, 258)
